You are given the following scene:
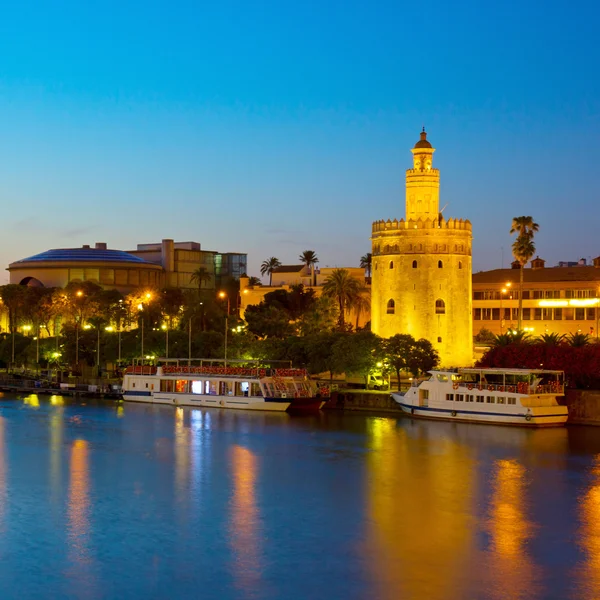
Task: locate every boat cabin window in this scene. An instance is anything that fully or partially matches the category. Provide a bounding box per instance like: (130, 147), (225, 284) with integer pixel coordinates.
(476, 395), (484, 403)
(161, 380), (174, 393)
(235, 382), (250, 397)
(456, 394), (464, 402)
(486, 396), (495, 403)
(207, 381), (218, 395)
(446, 393), (454, 401)
(252, 383), (263, 397)
(437, 374), (448, 382)
(466, 395), (474, 402)
(497, 397), (505, 404)
(191, 380), (204, 394)
(175, 380), (188, 393)
(508, 397), (516, 405)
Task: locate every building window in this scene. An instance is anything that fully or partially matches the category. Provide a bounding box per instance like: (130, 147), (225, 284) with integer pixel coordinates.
(474, 308), (482, 320)
(492, 308), (500, 320)
(576, 308), (585, 320)
(387, 299), (395, 314)
(412, 260), (418, 268)
(435, 299), (445, 314)
(438, 260), (443, 268)
(389, 261), (394, 269)
(534, 308), (542, 320)
(522, 308), (531, 320)
(554, 308), (562, 320)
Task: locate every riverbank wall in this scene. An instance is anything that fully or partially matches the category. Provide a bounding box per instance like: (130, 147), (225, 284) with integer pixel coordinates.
(564, 390), (600, 426)
(323, 391), (403, 414)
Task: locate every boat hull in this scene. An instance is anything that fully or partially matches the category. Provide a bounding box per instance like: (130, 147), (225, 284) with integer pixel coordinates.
(392, 395), (568, 427)
(122, 392), (324, 412)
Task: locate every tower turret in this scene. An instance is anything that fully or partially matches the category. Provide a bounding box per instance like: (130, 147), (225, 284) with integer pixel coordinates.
(406, 129), (440, 220)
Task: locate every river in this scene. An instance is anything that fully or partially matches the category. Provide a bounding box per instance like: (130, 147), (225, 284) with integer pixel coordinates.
(0, 393), (598, 599)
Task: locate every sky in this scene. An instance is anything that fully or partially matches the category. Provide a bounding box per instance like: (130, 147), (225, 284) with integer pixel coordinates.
(0, 0), (599, 283)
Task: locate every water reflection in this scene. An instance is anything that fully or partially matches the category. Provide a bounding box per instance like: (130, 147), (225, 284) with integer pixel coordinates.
(49, 402), (64, 508)
(67, 439), (95, 595)
(366, 419), (477, 599)
(482, 459), (541, 599)
(0, 417), (6, 531)
(229, 445), (263, 596)
(575, 455), (600, 598)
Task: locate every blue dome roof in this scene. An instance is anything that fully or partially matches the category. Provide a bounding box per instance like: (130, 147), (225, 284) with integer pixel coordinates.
(12, 247), (157, 266)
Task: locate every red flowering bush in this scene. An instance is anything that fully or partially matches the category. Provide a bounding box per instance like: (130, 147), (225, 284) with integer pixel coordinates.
(476, 344), (600, 389)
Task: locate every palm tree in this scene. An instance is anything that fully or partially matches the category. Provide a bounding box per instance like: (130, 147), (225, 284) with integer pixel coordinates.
(352, 284), (371, 330)
(568, 332), (590, 347)
(360, 253), (372, 279)
(247, 276), (262, 287)
(190, 267), (212, 291)
(260, 257), (281, 286)
(322, 268), (361, 328)
(510, 216), (539, 331)
(299, 250), (319, 286)
(538, 332), (566, 346)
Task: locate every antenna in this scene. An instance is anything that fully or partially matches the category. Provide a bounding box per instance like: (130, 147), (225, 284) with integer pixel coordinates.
(439, 203), (448, 214)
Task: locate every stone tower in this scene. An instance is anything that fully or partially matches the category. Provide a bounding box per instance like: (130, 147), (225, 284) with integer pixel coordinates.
(371, 130), (473, 367)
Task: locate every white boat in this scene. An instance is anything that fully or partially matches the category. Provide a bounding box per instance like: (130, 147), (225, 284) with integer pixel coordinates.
(391, 368), (568, 427)
(122, 359), (327, 412)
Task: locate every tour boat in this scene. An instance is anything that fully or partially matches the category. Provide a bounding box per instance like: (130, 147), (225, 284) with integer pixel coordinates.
(122, 359), (327, 412)
(391, 368), (568, 427)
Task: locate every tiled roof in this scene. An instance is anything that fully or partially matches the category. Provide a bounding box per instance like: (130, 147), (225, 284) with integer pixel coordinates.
(271, 265), (306, 273)
(473, 266), (600, 285)
(10, 248), (157, 266)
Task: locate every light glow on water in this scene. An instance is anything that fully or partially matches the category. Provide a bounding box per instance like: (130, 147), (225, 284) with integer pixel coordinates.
(0, 396), (599, 598)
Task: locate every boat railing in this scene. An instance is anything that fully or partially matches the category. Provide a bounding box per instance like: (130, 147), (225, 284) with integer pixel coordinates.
(125, 366), (157, 376)
(455, 381), (563, 395)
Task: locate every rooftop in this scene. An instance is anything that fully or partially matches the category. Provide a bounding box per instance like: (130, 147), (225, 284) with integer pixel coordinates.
(10, 246), (158, 267)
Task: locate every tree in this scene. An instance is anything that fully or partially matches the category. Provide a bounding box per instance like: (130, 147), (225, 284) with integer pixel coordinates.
(247, 276), (262, 287)
(299, 250), (319, 286)
(322, 269), (361, 329)
(244, 304), (294, 339)
(330, 331), (383, 384)
(384, 334), (418, 390)
(407, 339), (440, 377)
(568, 332), (590, 347)
(509, 216), (539, 330)
(0, 284), (26, 333)
(260, 257), (282, 286)
(360, 253), (372, 279)
(351, 284), (371, 330)
(538, 332), (566, 346)
(190, 267), (212, 291)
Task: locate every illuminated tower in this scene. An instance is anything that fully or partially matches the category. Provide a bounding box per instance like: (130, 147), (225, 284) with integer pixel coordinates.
(371, 130), (473, 366)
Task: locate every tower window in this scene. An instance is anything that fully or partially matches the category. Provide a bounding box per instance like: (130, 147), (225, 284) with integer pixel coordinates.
(438, 337), (442, 343)
(384, 245), (390, 253)
(389, 261), (394, 269)
(438, 260), (443, 268)
(435, 299), (446, 314)
(393, 244), (399, 252)
(375, 263), (378, 270)
(387, 299), (395, 314)
(458, 261), (462, 269)
(412, 260), (418, 269)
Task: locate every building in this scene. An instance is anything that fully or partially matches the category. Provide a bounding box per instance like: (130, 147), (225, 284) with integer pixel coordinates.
(239, 266), (369, 327)
(8, 243), (163, 292)
(8, 239), (247, 293)
(472, 257), (600, 338)
(371, 130), (473, 366)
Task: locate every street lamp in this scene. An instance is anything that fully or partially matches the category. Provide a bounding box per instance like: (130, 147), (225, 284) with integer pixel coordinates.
(500, 282), (512, 333)
(162, 323), (169, 358)
(138, 292), (153, 362)
(75, 290), (83, 367)
(219, 292), (230, 365)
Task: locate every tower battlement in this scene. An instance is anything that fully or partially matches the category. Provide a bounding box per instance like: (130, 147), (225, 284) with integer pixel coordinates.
(372, 217), (472, 233)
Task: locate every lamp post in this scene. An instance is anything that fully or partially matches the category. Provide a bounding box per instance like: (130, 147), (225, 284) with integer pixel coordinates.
(500, 282), (512, 333)
(138, 292), (153, 362)
(75, 290), (83, 367)
(219, 292), (230, 365)
(162, 323), (169, 358)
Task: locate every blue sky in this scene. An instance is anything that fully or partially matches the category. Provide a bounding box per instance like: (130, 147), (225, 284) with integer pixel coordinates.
(0, 0), (598, 282)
